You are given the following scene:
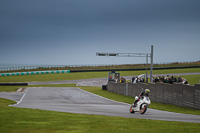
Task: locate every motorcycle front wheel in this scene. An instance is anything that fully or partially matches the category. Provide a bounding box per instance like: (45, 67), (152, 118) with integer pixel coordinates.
(129, 105), (135, 114)
(140, 104), (147, 114)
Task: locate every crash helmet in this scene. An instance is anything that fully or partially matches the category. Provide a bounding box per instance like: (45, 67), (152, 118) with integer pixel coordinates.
(135, 96), (139, 100)
(145, 89), (150, 94)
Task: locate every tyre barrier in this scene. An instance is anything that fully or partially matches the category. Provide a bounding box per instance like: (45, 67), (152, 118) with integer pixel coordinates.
(0, 70), (70, 76)
(102, 85), (107, 90)
(0, 83), (28, 86)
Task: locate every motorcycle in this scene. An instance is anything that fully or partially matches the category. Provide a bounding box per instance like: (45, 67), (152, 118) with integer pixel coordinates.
(130, 95), (151, 114)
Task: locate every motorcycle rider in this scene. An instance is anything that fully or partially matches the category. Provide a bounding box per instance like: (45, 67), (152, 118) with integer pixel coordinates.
(133, 89), (150, 107)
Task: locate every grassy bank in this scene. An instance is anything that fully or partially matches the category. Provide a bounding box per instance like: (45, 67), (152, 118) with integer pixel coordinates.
(0, 98), (200, 133)
(0, 68), (199, 83)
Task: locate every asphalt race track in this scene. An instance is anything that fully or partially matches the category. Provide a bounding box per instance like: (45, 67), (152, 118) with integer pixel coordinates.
(0, 92), (23, 102)
(5, 87), (200, 123)
(28, 78), (108, 86)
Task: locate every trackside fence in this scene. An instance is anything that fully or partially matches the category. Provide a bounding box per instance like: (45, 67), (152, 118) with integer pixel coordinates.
(0, 62), (200, 73)
(107, 82), (200, 110)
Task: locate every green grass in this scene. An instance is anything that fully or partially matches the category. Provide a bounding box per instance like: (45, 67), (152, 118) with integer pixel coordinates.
(0, 98), (200, 133)
(0, 86), (24, 92)
(0, 84), (77, 92)
(181, 75), (200, 85)
(0, 72), (107, 82)
(0, 68), (199, 83)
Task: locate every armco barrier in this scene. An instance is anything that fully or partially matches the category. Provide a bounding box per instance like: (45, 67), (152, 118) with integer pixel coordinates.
(0, 70), (70, 76)
(107, 82), (200, 109)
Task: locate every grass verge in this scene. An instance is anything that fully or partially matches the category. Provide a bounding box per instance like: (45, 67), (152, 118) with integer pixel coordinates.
(0, 68), (199, 84)
(0, 98), (200, 133)
(0, 86), (24, 92)
(0, 84), (77, 92)
(181, 75), (200, 85)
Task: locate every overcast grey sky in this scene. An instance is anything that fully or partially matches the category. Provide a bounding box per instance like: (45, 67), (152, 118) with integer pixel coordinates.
(0, 0), (200, 65)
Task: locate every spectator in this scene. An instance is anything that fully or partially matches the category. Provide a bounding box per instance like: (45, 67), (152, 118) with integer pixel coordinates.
(131, 76), (135, 83)
(182, 78), (189, 85)
(177, 75), (182, 83)
(158, 76), (164, 82)
(133, 76), (138, 83)
(115, 76), (119, 83)
(164, 76), (169, 83)
(155, 76), (159, 83)
(140, 77), (145, 82)
(123, 77), (126, 83)
(120, 77), (126, 83)
(130, 74), (190, 85)
(152, 76), (155, 83)
(171, 75), (177, 83)
(138, 77), (141, 83)
(168, 76), (173, 84)
(137, 77), (144, 83)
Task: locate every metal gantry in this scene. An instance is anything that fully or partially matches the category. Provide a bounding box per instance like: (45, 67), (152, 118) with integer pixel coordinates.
(96, 53), (151, 57)
(96, 45), (154, 82)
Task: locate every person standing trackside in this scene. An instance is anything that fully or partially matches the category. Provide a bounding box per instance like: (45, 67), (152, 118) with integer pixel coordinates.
(177, 75), (182, 83)
(115, 76), (119, 83)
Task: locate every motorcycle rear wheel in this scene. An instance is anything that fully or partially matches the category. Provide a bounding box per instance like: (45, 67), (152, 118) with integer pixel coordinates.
(130, 105), (135, 114)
